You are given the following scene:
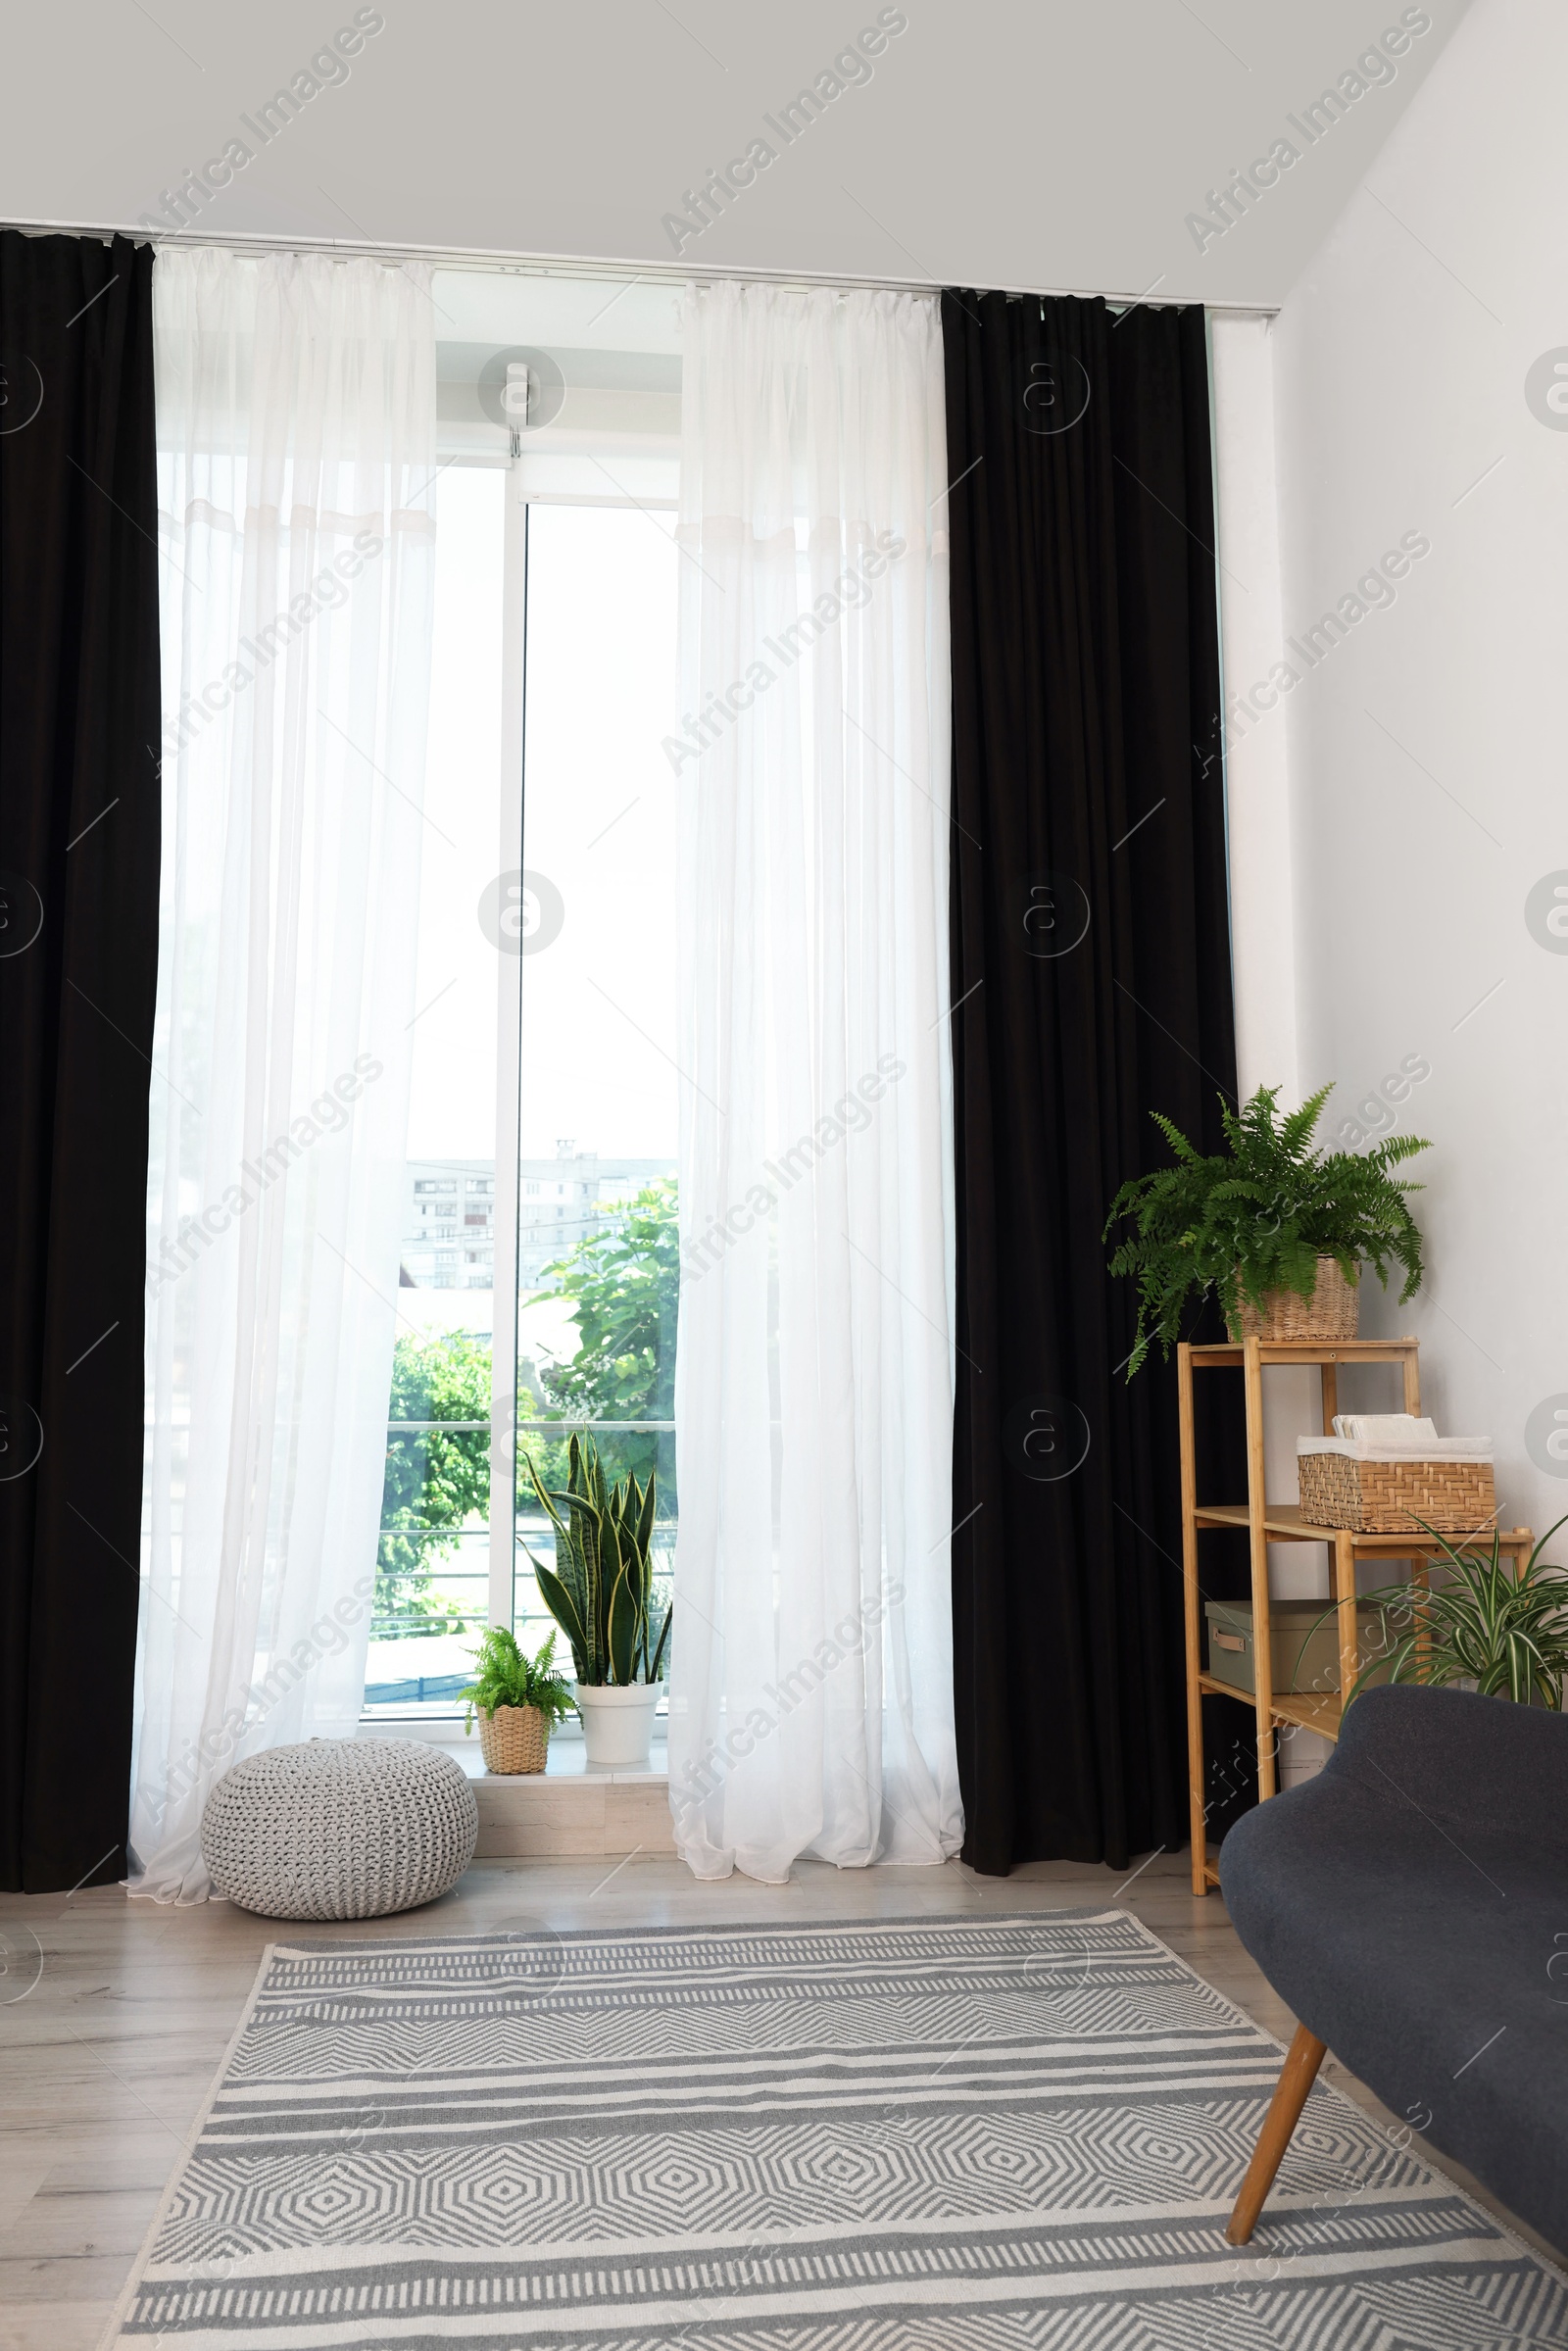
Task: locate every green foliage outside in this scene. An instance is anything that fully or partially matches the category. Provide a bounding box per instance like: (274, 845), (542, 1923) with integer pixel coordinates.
(1104, 1084), (1428, 1377)
(533, 1177), (679, 1494)
(376, 1180), (680, 1640)
(376, 1327), (495, 1639)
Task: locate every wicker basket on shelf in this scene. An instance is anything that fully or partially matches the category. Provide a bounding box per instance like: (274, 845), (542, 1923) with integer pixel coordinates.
(1227, 1254), (1359, 1343)
(475, 1702), (552, 1775)
(1297, 1446), (1495, 1535)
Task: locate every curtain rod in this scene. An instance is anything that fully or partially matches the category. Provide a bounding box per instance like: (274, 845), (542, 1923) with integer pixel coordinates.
(1, 215), (1280, 317)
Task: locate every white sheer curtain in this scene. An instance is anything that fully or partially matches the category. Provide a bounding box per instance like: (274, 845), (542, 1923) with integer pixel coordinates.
(128, 247), (436, 1901)
(668, 280), (962, 1883)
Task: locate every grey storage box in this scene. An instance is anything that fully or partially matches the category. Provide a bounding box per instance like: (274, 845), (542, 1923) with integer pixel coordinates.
(1205, 1597), (1394, 1698)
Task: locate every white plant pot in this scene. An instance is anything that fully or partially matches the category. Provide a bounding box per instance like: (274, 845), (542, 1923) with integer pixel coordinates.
(574, 1683), (661, 1770)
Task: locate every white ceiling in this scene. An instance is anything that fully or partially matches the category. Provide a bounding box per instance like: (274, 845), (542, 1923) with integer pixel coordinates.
(6, 0), (1469, 306)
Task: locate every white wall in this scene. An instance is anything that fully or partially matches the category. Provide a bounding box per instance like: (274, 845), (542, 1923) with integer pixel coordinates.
(1261, 0), (1568, 1551)
(3, 0), (1467, 307)
(1211, 314), (1327, 1781)
(1213, 312), (1300, 1107)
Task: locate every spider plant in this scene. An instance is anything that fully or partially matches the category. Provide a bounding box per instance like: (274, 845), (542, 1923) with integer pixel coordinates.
(459, 1626), (576, 1736)
(520, 1431), (672, 1687)
(1340, 1514), (1568, 1708)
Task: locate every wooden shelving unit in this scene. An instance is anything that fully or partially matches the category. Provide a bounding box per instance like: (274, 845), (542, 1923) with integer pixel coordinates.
(1178, 1334), (1534, 1895)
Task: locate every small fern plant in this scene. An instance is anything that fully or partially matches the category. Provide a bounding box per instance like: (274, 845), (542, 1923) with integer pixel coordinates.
(459, 1626), (576, 1735)
(1104, 1083), (1428, 1376)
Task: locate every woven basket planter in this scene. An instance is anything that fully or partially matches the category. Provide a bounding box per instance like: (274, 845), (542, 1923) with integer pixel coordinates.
(475, 1703), (552, 1775)
(1228, 1254), (1359, 1343)
(1298, 1449), (1495, 1535)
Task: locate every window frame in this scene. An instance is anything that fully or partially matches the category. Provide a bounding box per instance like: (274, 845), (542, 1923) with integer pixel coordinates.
(368, 446), (678, 1723)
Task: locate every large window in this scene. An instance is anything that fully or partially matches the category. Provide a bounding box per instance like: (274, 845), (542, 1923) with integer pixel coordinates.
(366, 464), (506, 1711)
(511, 503), (680, 1670)
(363, 472), (679, 1718)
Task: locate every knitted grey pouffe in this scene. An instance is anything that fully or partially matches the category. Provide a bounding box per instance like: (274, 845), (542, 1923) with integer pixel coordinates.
(201, 1739), (478, 1921)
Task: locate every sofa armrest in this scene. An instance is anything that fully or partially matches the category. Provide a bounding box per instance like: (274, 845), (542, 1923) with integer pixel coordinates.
(1331, 1683), (1568, 1854)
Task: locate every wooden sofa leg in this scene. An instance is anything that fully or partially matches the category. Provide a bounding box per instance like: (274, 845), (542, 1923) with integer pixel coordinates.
(1226, 2024), (1328, 2245)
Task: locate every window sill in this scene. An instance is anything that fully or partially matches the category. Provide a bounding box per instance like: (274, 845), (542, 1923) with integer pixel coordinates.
(355, 1718), (668, 1785)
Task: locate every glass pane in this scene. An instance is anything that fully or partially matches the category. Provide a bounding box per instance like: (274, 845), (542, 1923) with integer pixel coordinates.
(514, 504), (680, 1675)
(365, 465), (507, 1717)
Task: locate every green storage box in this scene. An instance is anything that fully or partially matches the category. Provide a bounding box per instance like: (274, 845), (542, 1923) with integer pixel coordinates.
(1204, 1597), (1393, 1697)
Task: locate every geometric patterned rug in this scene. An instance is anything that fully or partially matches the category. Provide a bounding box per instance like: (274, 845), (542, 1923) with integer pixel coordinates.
(103, 1909), (1568, 2347)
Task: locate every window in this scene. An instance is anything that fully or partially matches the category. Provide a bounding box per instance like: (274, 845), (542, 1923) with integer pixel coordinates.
(364, 279), (681, 1721)
(367, 469), (506, 1715)
(511, 504), (678, 1681)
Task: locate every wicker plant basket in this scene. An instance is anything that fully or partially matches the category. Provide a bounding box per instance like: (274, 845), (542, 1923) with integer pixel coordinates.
(476, 1703), (552, 1775)
(1227, 1253), (1359, 1343)
(1297, 1448), (1495, 1535)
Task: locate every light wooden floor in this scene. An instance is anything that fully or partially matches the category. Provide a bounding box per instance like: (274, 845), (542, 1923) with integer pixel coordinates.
(0, 1850), (1552, 2349)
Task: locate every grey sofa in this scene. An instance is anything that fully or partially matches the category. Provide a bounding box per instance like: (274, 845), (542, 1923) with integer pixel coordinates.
(1219, 1681), (1568, 2255)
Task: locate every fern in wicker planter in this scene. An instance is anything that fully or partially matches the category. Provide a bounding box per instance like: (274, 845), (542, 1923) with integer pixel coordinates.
(460, 1627), (575, 1775)
(1104, 1083), (1429, 1376)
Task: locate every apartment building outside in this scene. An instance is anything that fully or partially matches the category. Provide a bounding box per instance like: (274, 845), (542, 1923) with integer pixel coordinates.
(398, 1140), (674, 1295)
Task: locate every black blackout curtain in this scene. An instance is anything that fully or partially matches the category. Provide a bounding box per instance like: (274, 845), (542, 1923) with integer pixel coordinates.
(943, 291), (1244, 1876)
(0, 232), (162, 1892)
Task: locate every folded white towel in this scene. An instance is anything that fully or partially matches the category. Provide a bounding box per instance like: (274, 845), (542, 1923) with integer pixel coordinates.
(1298, 1434), (1494, 1463)
(1332, 1413), (1439, 1442)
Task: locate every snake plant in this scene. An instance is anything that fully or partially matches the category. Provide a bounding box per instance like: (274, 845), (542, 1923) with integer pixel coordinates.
(1341, 1514), (1568, 1709)
(520, 1432), (672, 1687)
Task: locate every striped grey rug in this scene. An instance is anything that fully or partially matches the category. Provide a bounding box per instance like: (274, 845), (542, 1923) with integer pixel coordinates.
(107, 1909), (1566, 2346)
